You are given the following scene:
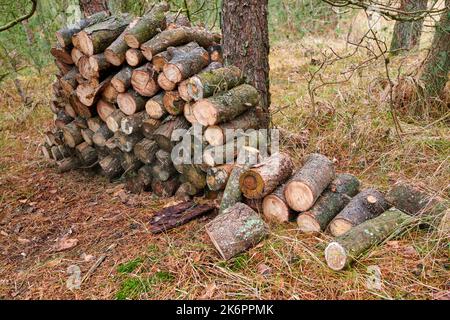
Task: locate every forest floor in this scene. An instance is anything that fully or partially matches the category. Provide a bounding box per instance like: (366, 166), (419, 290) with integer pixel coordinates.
(0, 28), (449, 300)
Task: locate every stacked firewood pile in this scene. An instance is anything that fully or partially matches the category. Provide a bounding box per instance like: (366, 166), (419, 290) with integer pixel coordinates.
(43, 3), (262, 200)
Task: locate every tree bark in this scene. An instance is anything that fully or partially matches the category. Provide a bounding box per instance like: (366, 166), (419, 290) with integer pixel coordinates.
(121, 111), (148, 135)
(99, 154), (124, 179)
(133, 138), (159, 164)
(218, 164), (249, 214)
(222, 0), (270, 128)
(206, 202), (269, 260)
(79, 0), (110, 17)
(206, 164), (235, 191)
(153, 116), (190, 152)
(111, 66), (133, 93)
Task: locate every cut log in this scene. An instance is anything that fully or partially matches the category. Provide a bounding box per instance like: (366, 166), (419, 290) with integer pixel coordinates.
(151, 176), (179, 198)
(218, 164), (249, 215)
(111, 66), (133, 93)
(149, 200), (215, 234)
(178, 80), (190, 102)
(163, 46), (209, 83)
(76, 76), (112, 107)
(76, 142), (98, 166)
(96, 99), (116, 122)
(163, 90), (184, 115)
(142, 118), (162, 138)
(88, 53), (111, 78)
(140, 26), (221, 61)
(86, 117), (102, 132)
(99, 154), (124, 179)
(123, 3), (169, 48)
(206, 202), (268, 260)
(325, 208), (412, 271)
(101, 85), (118, 106)
(121, 152), (142, 173)
(134, 138), (158, 164)
(183, 102), (197, 124)
(125, 48), (145, 66)
(152, 51), (171, 72)
(105, 109), (126, 132)
(73, 116), (88, 129)
(240, 152), (293, 199)
(115, 131), (143, 153)
(181, 164), (207, 189)
(51, 45), (74, 65)
(63, 122), (83, 148)
(175, 182), (200, 199)
(329, 188), (390, 237)
(104, 17), (139, 66)
(81, 128), (94, 145)
(57, 157), (81, 173)
(145, 92), (167, 119)
(152, 161), (176, 182)
(262, 183), (296, 223)
(64, 102), (77, 118)
(126, 164), (153, 194)
(157, 72), (176, 91)
(77, 14), (132, 56)
(55, 59), (73, 75)
(130, 63), (159, 97)
(54, 109), (74, 129)
(56, 145), (72, 158)
(92, 124), (114, 147)
(48, 145), (62, 161)
(192, 84), (260, 126)
(204, 110), (260, 146)
(206, 164), (234, 191)
(203, 136), (261, 168)
(117, 90), (147, 115)
(188, 66), (243, 101)
(60, 67), (78, 94)
(71, 47), (84, 66)
(284, 153), (335, 212)
(56, 11), (110, 48)
(153, 116), (190, 152)
(297, 174), (360, 233)
(208, 44), (222, 63)
(121, 111), (148, 135)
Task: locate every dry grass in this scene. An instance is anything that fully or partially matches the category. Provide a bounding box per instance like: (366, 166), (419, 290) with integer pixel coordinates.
(0, 15), (449, 300)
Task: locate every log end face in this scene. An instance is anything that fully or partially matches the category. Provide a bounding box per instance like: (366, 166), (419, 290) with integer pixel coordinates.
(77, 31), (93, 56)
(284, 181), (314, 211)
(124, 34), (140, 49)
(329, 218), (353, 237)
(104, 49), (123, 66)
(325, 242), (347, 271)
(193, 100), (216, 126)
(163, 64), (182, 84)
(240, 171), (264, 199)
(105, 116), (120, 133)
(204, 126), (224, 147)
(297, 214), (321, 233)
(263, 195), (291, 223)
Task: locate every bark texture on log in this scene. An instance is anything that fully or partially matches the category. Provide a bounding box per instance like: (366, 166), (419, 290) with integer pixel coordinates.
(219, 164), (249, 215)
(151, 176), (179, 197)
(297, 174), (360, 233)
(121, 111), (148, 135)
(325, 208), (411, 270)
(134, 138), (158, 164)
(99, 154), (124, 179)
(206, 203), (269, 260)
(329, 188), (390, 237)
(153, 116), (190, 152)
(206, 164), (234, 191)
(104, 18), (139, 66)
(284, 153), (335, 212)
(111, 66), (133, 93)
(163, 46), (209, 83)
(63, 122), (83, 148)
(222, 0), (270, 127)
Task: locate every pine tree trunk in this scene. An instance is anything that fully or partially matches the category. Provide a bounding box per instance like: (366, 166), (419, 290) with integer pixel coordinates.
(222, 0), (270, 127)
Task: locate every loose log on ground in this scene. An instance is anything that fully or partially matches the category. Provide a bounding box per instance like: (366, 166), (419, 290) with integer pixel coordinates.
(153, 116), (190, 152)
(297, 174), (360, 233)
(76, 142), (98, 166)
(63, 122), (83, 148)
(151, 177), (179, 198)
(218, 165), (249, 215)
(284, 153), (335, 212)
(206, 164), (234, 191)
(99, 154), (124, 180)
(121, 111), (148, 135)
(163, 46), (209, 84)
(105, 109), (126, 132)
(188, 66), (243, 101)
(329, 188), (390, 237)
(163, 90), (184, 115)
(149, 200), (216, 234)
(145, 93), (167, 119)
(123, 3), (169, 49)
(140, 26), (221, 61)
(131, 63), (159, 97)
(125, 48), (145, 66)
(142, 118), (162, 138)
(192, 84), (260, 126)
(262, 183), (297, 223)
(134, 138), (158, 164)
(240, 152), (294, 199)
(325, 208), (412, 271)
(77, 14), (132, 56)
(204, 110), (260, 146)
(96, 99), (116, 122)
(117, 90), (147, 116)
(206, 203), (268, 260)
(111, 66), (133, 93)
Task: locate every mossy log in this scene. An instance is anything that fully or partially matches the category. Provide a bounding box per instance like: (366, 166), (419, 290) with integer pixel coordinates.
(111, 66), (133, 93)
(105, 109), (126, 132)
(218, 164), (249, 215)
(163, 46), (209, 84)
(192, 84), (259, 126)
(134, 138), (159, 164)
(56, 11), (110, 48)
(104, 17), (139, 66)
(77, 14), (132, 56)
(145, 92), (167, 119)
(297, 174), (360, 233)
(325, 208), (412, 271)
(262, 183), (297, 223)
(284, 153), (335, 212)
(204, 110), (260, 146)
(96, 99), (116, 122)
(187, 66), (243, 101)
(123, 2), (169, 48)
(329, 188), (390, 237)
(131, 63), (159, 97)
(153, 116), (190, 152)
(125, 48), (145, 66)
(206, 164), (235, 191)
(117, 89), (147, 115)
(121, 111), (148, 135)
(140, 26), (221, 61)
(206, 202), (269, 260)
(163, 90), (185, 115)
(240, 152), (294, 199)
(99, 154), (124, 180)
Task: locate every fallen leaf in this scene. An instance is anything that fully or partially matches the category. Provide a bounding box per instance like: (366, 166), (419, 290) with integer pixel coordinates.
(54, 238), (78, 252)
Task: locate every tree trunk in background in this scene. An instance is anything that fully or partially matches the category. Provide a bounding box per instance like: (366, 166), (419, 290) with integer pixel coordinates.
(221, 0), (270, 128)
(79, 0), (110, 17)
(390, 0), (427, 54)
(420, 1), (450, 99)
